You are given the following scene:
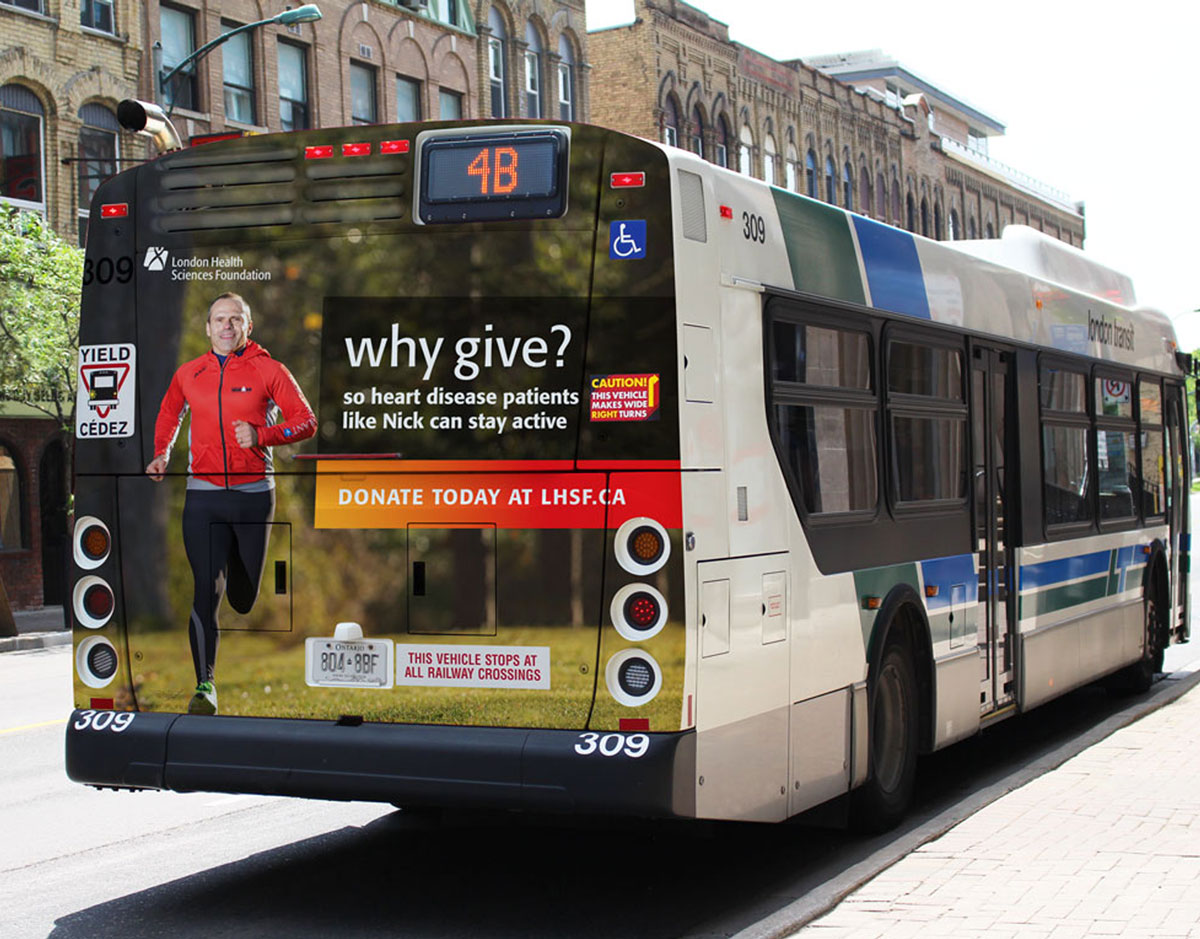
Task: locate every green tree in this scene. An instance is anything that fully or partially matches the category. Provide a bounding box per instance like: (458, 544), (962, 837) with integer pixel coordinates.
(0, 207), (84, 426)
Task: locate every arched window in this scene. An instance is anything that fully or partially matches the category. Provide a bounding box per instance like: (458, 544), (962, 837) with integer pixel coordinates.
(556, 36), (575, 121)
(0, 442), (23, 550)
(785, 142), (799, 191)
(488, 8), (508, 118)
(876, 172), (886, 220)
(824, 155), (836, 205)
(714, 115), (730, 167)
(689, 106), (704, 156)
(805, 149), (817, 198)
(860, 165), (872, 216)
(738, 123), (754, 177)
(842, 161), (853, 211)
(985, 219), (995, 238)
(948, 208), (959, 241)
(1, 85), (45, 214)
(763, 131), (777, 186)
(906, 192), (915, 231)
(968, 216), (977, 239)
(920, 198), (930, 237)
(934, 202), (943, 240)
(891, 168), (901, 223)
(78, 103), (119, 245)
(524, 23), (542, 118)
(662, 96), (680, 148)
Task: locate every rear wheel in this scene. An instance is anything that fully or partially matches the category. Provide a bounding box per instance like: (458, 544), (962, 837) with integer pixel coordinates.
(852, 635), (919, 832)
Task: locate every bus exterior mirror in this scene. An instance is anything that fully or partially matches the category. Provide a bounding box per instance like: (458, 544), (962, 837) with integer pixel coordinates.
(117, 99), (182, 153)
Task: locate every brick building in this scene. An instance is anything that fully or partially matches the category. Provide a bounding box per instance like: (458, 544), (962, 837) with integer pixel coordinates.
(588, 0), (1084, 247)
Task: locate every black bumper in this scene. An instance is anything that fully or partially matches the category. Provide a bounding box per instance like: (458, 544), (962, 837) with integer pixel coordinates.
(65, 710), (696, 817)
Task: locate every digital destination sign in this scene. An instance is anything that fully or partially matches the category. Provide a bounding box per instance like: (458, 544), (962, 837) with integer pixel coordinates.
(418, 129), (568, 223)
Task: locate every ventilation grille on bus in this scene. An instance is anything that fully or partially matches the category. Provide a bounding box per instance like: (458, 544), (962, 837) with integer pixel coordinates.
(678, 170), (707, 243)
(151, 144), (408, 233)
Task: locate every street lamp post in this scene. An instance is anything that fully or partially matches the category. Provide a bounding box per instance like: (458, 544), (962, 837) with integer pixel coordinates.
(159, 4), (322, 116)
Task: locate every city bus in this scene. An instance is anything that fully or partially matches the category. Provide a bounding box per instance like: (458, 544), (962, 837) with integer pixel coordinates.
(66, 114), (1191, 830)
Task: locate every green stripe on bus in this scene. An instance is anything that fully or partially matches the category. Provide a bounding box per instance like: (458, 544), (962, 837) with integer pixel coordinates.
(854, 563), (920, 656)
(771, 191), (867, 305)
(1019, 575), (1110, 619)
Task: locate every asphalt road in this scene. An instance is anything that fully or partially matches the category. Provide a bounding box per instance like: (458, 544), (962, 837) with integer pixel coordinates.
(2, 632), (1198, 939)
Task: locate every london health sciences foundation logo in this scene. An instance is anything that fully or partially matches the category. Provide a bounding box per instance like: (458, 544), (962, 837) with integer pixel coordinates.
(143, 247), (169, 271)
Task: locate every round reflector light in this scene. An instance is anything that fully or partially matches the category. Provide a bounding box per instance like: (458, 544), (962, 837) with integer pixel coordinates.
(73, 575), (115, 629)
(83, 583), (114, 619)
(73, 516), (111, 570)
(76, 636), (119, 688)
(614, 517), (670, 575)
(610, 583), (668, 641)
(605, 649), (662, 707)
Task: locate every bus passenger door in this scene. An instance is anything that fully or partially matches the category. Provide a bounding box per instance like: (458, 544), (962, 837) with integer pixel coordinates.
(973, 347), (1015, 714)
(1166, 390), (1188, 638)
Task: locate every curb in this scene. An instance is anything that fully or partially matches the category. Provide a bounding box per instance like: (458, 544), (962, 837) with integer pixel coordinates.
(0, 631), (72, 654)
(732, 663), (1200, 939)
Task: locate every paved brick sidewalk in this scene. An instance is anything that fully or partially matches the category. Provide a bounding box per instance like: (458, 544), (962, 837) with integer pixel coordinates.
(794, 680), (1200, 939)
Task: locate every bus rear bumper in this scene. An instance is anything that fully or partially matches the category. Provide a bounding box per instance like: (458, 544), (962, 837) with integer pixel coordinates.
(65, 710), (697, 818)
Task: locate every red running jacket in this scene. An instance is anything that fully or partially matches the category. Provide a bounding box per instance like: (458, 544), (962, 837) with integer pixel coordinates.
(153, 341), (316, 486)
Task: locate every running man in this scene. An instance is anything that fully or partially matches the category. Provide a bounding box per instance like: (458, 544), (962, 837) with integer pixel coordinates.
(146, 292), (316, 715)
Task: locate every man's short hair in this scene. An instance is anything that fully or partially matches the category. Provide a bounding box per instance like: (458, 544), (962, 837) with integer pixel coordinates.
(208, 292), (252, 324)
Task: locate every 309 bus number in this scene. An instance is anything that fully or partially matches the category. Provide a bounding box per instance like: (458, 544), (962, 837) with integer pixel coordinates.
(574, 732), (649, 759)
(742, 212), (766, 244)
(73, 710), (135, 732)
(82, 256), (134, 286)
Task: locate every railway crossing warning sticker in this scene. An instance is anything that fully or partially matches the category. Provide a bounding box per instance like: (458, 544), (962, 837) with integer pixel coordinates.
(589, 373), (660, 422)
(76, 344), (136, 439)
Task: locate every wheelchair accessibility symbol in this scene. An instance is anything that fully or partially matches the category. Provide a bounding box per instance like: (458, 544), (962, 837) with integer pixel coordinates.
(609, 220), (647, 260)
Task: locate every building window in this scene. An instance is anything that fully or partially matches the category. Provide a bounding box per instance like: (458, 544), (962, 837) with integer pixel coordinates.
(3, 0), (43, 14)
(0, 85), (44, 213)
(396, 76), (421, 122)
(80, 0), (114, 33)
(738, 124), (753, 177)
(785, 143), (798, 191)
(0, 443), (22, 550)
(762, 132), (777, 185)
(890, 169), (901, 223)
(278, 42), (309, 131)
(876, 172), (886, 220)
(160, 5), (198, 111)
(805, 149), (817, 198)
(524, 24), (542, 119)
(714, 116), (729, 168)
(439, 89), (463, 120)
(948, 208), (959, 241)
(488, 8), (508, 118)
(557, 36), (575, 122)
(824, 156), (836, 205)
(662, 97), (679, 148)
(843, 161), (853, 211)
(221, 24), (255, 124)
(350, 62), (377, 125)
(77, 104), (119, 245)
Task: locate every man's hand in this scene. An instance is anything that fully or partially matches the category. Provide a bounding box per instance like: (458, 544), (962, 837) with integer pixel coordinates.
(145, 455), (168, 481)
(233, 420), (258, 448)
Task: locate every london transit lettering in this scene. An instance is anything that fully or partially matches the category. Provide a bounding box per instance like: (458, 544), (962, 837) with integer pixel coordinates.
(1088, 312), (1135, 351)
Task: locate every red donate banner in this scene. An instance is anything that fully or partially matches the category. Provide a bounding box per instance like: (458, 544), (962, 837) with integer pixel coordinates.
(314, 460), (681, 529)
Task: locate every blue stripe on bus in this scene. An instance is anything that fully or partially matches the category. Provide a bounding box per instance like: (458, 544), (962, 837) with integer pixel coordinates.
(1019, 550), (1111, 591)
(920, 554), (977, 611)
(851, 216), (931, 320)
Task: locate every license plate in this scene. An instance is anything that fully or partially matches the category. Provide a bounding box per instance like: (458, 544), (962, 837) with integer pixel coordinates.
(305, 638), (393, 688)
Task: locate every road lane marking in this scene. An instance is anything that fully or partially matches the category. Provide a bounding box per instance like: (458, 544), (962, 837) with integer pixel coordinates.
(0, 718), (67, 735)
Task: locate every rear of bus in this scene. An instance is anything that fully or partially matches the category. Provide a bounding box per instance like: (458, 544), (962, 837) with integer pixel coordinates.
(66, 121), (697, 816)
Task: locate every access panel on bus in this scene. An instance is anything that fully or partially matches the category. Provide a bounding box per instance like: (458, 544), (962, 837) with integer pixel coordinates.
(74, 121), (685, 733)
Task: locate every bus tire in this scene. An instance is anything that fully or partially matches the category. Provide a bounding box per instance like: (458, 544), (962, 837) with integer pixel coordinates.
(852, 633), (919, 833)
(1116, 588), (1165, 695)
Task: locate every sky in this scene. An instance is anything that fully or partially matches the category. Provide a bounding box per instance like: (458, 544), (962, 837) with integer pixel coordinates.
(584, 0), (1200, 348)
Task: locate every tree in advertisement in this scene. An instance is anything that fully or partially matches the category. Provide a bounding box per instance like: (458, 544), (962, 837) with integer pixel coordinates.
(0, 207), (83, 426)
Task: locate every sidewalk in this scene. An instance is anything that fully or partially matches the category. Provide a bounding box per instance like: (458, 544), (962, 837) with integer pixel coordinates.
(791, 672), (1200, 939)
(0, 605), (69, 653)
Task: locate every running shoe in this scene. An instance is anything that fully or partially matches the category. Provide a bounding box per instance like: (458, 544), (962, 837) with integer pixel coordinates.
(188, 681), (218, 715)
